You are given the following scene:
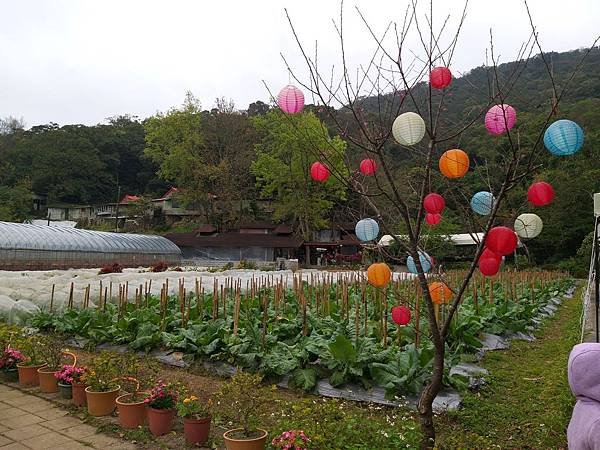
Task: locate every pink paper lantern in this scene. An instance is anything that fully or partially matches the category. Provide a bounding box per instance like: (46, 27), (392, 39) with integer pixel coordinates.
(359, 159), (376, 176)
(277, 85), (305, 114)
(485, 104), (516, 135)
(391, 306), (411, 326)
(310, 162), (329, 182)
(527, 181), (555, 206)
(425, 213), (442, 226)
(423, 193), (445, 214)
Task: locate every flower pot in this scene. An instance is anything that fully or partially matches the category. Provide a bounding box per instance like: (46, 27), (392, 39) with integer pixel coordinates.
(17, 363), (46, 387)
(72, 383), (87, 406)
(116, 393), (147, 429)
(223, 428), (268, 450)
(38, 368), (59, 393)
(85, 386), (120, 416)
(147, 407), (176, 436)
(58, 382), (72, 399)
(184, 417), (211, 445)
(1, 368), (19, 383)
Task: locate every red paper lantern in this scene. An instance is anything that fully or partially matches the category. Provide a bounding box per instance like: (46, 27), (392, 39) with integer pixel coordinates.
(425, 213), (442, 226)
(527, 181), (555, 206)
(479, 257), (500, 277)
(359, 159), (376, 176)
(485, 226), (518, 256)
(310, 162), (329, 182)
(480, 247), (502, 264)
(391, 306), (411, 326)
(430, 67), (452, 89)
(423, 193), (445, 214)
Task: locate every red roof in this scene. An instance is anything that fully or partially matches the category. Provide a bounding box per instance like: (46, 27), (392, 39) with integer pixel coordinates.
(120, 194), (140, 204)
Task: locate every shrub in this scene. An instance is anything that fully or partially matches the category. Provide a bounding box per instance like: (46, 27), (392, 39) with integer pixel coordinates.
(99, 263), (123, 274)
(151, 261), (169, 273)
(236, 260), (258, 270)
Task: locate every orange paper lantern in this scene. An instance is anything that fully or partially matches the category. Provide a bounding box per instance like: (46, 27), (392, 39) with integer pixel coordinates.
(428, 281), (452, 304)
(439, 149), (469, 179)
(367, 263), (392, 288)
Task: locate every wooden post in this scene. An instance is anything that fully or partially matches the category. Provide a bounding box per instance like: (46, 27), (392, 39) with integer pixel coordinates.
(50, 284), (55, 312)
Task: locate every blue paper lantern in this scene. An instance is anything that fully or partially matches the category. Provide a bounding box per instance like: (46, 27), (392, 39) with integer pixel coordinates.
(543, 119), (584, 156)
(407, 251), (432, 274)
(470, 191), (495, 216)
(355, 218), (379, 242)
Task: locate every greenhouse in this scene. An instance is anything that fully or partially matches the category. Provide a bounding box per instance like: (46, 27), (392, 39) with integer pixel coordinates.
(0, 221), (181, 270)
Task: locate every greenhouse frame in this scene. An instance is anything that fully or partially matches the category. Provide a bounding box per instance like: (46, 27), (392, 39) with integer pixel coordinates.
(0, 222), (181, 270)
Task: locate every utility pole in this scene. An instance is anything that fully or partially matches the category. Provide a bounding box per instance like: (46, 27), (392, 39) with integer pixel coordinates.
(594, 193), (600, 342)
(115, 185), (121, 233)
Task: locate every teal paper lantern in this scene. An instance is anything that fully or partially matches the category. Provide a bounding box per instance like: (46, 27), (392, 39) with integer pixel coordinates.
(355, 218), (379, 242)
(470, 191), (495, 216)
(544, 119), (584, 156)
(407, 251), (432, 274)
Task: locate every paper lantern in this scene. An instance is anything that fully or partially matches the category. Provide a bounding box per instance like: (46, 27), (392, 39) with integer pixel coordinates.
(485, 104), (516, 135)
(367, 263), (392, 288)
(470, 191), (495, 216)
(514, 213), (543, 239)
(423, 193), (445, 214)
(425, 213), (442, 226)
(527, 181), (555, 206)
(480, 247), (502, 264)
(429, 282), (452, 304)
(359, 159), (376, 176)
(439, 149), (469, 179)
(407, 251), (432, 274)
(310, 162), (329, 182)
(391, 306), (411, 326)
(277, 85), (305, 114)
(392, 112), (426, 146)
(544, 119), (584, 156)
(355, 218), (379, 242)
(486, 226), (518, 256)
(429, 67), (452, 89)
(479, 257), (500, 277)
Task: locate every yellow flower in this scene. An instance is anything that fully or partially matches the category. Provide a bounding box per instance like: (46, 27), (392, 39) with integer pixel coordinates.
(183, 398), (190, 404)
(190, 395), (198, 401)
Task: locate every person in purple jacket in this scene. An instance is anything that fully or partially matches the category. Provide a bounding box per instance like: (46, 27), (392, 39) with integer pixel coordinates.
(568, 343), (600, 449)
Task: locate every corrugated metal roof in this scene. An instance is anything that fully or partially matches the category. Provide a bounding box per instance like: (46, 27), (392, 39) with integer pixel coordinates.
(165, 231), (303, 248)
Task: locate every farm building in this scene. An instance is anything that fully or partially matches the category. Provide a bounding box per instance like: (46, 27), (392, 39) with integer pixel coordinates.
(0, 221), (181, 270)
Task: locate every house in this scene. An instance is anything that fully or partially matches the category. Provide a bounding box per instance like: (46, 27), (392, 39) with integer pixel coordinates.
(47, 204), (93, 222)
(152, 187), (202, 224)
(303, 222), (362, 265)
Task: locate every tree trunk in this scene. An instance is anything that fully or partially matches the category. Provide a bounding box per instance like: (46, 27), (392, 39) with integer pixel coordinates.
(417, 344), (445, 449)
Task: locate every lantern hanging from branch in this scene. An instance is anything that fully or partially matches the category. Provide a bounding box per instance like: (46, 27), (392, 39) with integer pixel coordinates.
(391, 306), (411, 326)
(429, 282), (452, 304)
(514, 213), (543, 239)
(277, 85), (305, 114)
(423, 193), (445, 214)
(392, 112), (426, 146)
(310, 162), (329, 182)
(359, 159), (376, 176)
(425, 213), (442, 226)
(485, 226), (518, 256)
(479, 257), (500, 277)
(407, 251), (433, 274)
(544, 119), (584, 156)
(480, 247), (502, 264)
(527, 181), (555, 206)
(470, 191), (495, 215)
(367, 263), (392, 288)
(355, 218), (380, 242)
(439, 149), (469, 178)
(484, 104), (517, 135)
(429, 67), (452, 89)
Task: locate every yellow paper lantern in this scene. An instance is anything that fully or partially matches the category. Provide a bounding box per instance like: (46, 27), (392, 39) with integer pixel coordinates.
(392, 112), (426, 146)
(439, 149), (469, 179)
(514, 213), (543, 239)
(367, 263), (392, 288)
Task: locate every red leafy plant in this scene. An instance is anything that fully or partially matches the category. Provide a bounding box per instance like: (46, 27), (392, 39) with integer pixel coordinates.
(54, 365), (85, 385)
(150, 261), (169, 273)
(99, 263), (123, 274)
(272, 429), (310, 450)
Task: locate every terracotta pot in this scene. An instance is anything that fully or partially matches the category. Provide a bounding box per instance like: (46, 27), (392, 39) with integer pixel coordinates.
(85, 386), (120, 416)
(17, 363), (46, 387)
(58, 382), (72, 399)
(147, 407), (176, 436)
(116, 393), (147, 429)
(223, 428), (268, 450)
(184, 416), (211, 445)
(37, 368), (59, 393)
(1, 368), (19, 383)
(72, 383), (87, 406)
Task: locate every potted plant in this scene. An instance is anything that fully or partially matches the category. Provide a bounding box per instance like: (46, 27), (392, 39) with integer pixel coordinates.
(16, 336), (47, 387)
(116, 377), (147, 429)
(82, 352), (121, 416)
(177, 394), (212, 445)
(271, 430), (310, 450)
(54, 365), (85, 399)
(145, 380), (180, 436)
(0, 347), (25, 382)
(71, 366), (88, 407)
(38, 337), (76, 394)
(217, 372), (268, 450)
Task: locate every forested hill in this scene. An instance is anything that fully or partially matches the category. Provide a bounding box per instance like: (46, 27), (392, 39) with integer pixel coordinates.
(0, 47), (598, 270)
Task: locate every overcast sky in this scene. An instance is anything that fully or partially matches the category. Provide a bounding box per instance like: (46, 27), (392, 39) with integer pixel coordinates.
(0, 0), (598, 127)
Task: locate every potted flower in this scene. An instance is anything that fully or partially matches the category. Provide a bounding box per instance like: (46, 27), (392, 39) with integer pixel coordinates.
(116, 377), (147, 429)
(144, 380), (180, 436)
(217, 372), (268, 450)
(177, 394), (212, 445)
(271, 430), (310, 450)
(54, 365), (85, 399)
(71, 366), (88, 407)
(38, 337), (76, 394)
(0, 348), (25, 382)
(82, 352), (121, 416)
(16, 336), (47, 387)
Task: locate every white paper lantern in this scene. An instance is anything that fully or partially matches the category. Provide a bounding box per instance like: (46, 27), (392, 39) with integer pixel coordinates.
(392, 112), (426, 146)
(514, 213), (543, 239)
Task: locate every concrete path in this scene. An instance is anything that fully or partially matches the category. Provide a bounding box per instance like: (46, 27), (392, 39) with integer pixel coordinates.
(0, 384), (136, 450)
